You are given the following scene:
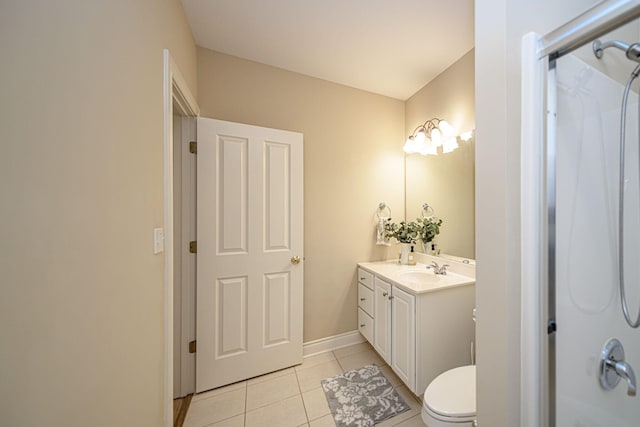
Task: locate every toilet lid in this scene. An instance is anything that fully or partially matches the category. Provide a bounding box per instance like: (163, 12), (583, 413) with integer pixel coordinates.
(424, 365), (476, 418)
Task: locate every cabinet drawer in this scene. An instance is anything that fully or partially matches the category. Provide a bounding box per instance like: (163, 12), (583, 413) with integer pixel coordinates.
(357, 268), (374, 289)
(358, 283), (374, 316)
(358, 308), (374, 344)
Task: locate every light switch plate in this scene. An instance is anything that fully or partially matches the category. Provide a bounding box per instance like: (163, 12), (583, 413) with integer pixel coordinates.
(153, 228), (164, 254)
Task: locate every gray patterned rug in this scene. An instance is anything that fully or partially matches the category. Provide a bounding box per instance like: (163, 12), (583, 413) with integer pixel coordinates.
(321, 364), (410, 427)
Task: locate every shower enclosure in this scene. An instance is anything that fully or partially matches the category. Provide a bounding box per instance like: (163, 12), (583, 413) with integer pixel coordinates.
(522, 1), (640, 426)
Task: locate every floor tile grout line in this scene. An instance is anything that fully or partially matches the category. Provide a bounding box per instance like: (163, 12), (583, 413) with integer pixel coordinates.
(246, 367), (295, 386)
(186, 387), (248, 426)
(244, 394), (309, 427)
(330, 349), (342, 373)
(244, 372), (303, 413)
(303, 389), (334, 424)
(293, 365), (311, 424)
(295, 354), (337, 374)
(193, 381), (247, 403)
(243, 380), (248, 427)
(202, 411), (245, 427)
(332, 343), (372, 360)
(245, 390), (303, 413)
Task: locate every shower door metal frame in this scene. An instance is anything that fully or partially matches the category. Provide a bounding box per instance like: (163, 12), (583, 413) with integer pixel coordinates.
(521, 1), (640, 427)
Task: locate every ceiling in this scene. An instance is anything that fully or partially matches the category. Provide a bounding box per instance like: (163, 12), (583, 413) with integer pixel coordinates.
(181, 0), (474, 101)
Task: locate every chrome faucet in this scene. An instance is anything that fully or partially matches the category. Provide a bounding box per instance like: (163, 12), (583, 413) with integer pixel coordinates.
(427, 261), (449, 275)
(607, 359), (637, 396)
(600, 338), (637, 397)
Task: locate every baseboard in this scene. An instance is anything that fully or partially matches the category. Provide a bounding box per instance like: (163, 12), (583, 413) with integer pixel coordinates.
(303, 330), (365, 357)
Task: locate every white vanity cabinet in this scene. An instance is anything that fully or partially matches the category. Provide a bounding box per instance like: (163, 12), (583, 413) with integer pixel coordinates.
(357, 261), (475, 395)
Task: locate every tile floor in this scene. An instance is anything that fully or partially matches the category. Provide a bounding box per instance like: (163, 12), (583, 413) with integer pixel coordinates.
(183, 342), (427, 427)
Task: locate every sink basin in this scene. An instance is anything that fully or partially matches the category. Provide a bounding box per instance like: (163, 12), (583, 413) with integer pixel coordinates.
(397, 270), (442, 283)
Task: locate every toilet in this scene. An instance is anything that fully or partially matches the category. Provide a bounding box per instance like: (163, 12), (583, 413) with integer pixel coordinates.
(421, 365), (476, 426)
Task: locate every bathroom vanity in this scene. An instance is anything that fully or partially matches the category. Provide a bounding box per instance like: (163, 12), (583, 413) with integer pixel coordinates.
(357, 257), (475, 395)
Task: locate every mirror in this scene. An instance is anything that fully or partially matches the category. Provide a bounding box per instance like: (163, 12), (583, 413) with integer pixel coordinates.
(405, 137), (475, 260)
(403, 49), (475, 260)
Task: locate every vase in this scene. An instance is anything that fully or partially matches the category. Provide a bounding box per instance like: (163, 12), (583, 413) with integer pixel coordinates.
(421, 241), (432, 254)
(399, 243), (413, 265)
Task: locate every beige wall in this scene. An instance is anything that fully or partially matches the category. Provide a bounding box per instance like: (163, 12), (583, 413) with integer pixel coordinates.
(0, 1), (197, 425)
(475, 1), (600, 426)
(197, 48), (405, 342)
(404, 50), (475, 259)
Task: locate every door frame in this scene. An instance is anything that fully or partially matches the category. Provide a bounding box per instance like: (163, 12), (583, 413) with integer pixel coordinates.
(163, 49), (199, 427)
(175, 114), (198, 398)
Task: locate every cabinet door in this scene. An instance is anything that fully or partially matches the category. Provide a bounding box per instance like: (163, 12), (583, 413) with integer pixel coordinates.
(391, 286), (416, 392)
(373, 277), (392, 364)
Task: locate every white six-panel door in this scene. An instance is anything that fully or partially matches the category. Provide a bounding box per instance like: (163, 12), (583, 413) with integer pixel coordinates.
(196, 117), (303, 392)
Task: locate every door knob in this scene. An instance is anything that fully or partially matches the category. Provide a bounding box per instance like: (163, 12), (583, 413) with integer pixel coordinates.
(600, 338), (637, 396)
(291, 256), (301, 265)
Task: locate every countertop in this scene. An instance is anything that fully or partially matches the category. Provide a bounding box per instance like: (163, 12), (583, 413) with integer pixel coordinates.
(357, 260), (475, 295)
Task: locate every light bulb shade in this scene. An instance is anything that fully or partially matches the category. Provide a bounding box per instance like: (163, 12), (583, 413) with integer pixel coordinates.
(403, 136), (417, 154)
(418, 138), (436, 155)
(442, 137), (459, 153)
(459, 130), (474, 141)
(431, 128), (442, 147)
(415, 129), (426, 143)
(438, 120), (454, 137)
(415, 138), (428, 155)
(425, 144), (438, 155)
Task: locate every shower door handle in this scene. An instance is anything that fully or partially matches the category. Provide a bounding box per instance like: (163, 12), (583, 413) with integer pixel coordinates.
(600, 338), (637, 396)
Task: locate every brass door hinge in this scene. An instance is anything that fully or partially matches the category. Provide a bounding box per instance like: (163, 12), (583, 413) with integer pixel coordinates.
(189, 141), (197, 154)
(189, 241), (197, 253)
(189, 340), (196, 354)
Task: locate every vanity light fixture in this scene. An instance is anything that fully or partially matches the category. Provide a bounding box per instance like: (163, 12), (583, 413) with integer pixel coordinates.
(404, 119), (473, 156)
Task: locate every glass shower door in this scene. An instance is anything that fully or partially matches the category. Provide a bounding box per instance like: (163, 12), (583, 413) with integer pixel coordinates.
(553, 22), (640, 426)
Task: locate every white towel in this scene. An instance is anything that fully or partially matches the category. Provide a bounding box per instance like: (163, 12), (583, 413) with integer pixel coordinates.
(376, 217), (391, 246)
